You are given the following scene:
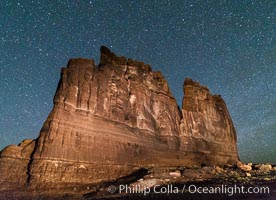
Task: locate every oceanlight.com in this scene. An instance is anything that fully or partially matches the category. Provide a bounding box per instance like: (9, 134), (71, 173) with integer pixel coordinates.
(186, 184), (270, 196)
(107, 184), (270, 196)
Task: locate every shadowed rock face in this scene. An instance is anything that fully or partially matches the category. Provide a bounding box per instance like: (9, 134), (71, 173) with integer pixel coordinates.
(0, 139), (35, 190)
(0, 46), (238, 191)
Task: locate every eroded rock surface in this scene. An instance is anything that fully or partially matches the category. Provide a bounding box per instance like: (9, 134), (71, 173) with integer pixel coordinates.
(179, 78), (238, 165)
(0, 46), (239, 193)
(0, 139), (35, 191)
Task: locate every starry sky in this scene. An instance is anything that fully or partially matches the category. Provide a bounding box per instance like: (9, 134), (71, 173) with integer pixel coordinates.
(0, 0), (275, 164)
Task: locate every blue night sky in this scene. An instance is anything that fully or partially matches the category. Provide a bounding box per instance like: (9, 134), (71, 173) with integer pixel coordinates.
(0, 0), (275, 164)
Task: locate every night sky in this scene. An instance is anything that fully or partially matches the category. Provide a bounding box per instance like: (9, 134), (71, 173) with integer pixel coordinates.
(0, 0), (275, 164)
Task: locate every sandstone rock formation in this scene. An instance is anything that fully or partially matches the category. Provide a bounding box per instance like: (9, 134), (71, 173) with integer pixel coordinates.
(0, 46), (239, 192)
(179, 78), (238, 165)
(0, 139), (35, 190)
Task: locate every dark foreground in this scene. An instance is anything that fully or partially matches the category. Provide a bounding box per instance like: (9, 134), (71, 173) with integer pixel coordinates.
(1, 165), (275, 200)
(0, 181), (275, 200)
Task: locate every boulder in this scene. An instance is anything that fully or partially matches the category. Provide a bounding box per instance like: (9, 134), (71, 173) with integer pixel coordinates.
(259, 164), (272, 172)
(237, 161), (252, 172)
(169, 170), (181, 177)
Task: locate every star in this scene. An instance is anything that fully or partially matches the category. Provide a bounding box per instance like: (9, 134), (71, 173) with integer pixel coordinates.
(0, 0), (275, 164)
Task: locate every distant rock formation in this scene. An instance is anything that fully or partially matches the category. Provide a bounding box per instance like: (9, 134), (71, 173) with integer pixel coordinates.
(0, 46), (238, 192)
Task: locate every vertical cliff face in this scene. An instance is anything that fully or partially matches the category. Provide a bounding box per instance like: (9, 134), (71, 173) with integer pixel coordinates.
(0, 139), (35, 190)
(180, 78), (238, 165)
(27, 47), (183, 188)
(0, 46), (238, 190)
